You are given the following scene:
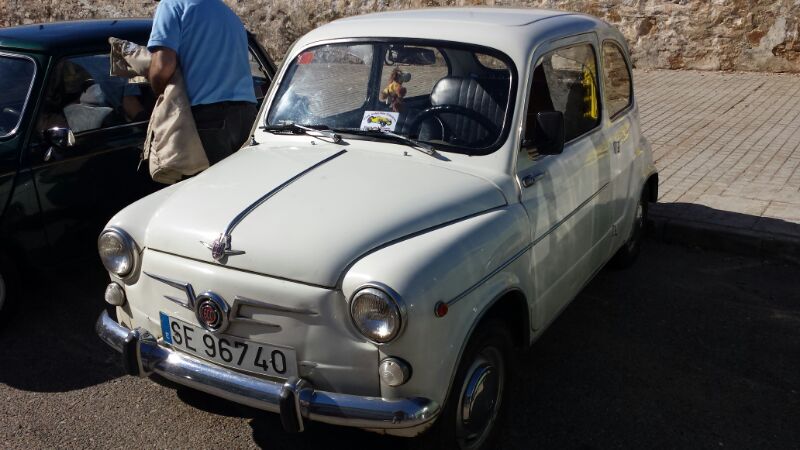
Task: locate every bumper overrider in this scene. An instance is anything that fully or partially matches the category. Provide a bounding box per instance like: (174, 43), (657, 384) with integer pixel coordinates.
(96, 311), (440, 433)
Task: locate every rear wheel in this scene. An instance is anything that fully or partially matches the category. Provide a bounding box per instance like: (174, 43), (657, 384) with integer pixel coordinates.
(418, 320), (514, 449)
(610, 187), (649, 269)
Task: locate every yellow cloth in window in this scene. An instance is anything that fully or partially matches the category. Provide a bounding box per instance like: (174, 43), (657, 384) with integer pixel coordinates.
(581, 66), (599, 121)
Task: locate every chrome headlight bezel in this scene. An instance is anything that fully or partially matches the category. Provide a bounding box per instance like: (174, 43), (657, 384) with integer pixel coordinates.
(97, 227), (139, 279)
(349, 284), (406, 345)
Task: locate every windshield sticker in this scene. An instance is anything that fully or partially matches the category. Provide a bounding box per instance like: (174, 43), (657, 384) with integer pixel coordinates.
(360, 111), (399, 132)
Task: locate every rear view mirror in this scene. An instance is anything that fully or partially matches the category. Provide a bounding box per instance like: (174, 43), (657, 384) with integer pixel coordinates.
(532, 111), (564, 155)
(45, 127), (76, 149)
(386, 46), (437, 66)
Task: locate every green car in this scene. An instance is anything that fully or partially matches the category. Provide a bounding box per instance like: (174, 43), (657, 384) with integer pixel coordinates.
(0, 20), (275, 322)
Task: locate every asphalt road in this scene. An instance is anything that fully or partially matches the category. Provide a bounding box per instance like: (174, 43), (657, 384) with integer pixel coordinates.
(1, 240), (798, 449)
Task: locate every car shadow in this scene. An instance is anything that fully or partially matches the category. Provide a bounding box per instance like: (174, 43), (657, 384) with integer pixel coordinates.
(0, 258), (124, 392)
(168, 380), (412, 449)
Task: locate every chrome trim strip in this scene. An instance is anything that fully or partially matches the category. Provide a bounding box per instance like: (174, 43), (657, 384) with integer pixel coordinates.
(446, 244), (532, 307)
(447, 182), (610, 307)
(144, 272), (197, 309)
(201, 149), (347, 261)
(96, 311), (440, 431)
(225, 149), (347, 235)
(227, 317), (282, 331)
(232, 296), (319, 316)
(0, 52), (37, 140)
(164, 295), (190, 308)
(144, 274), (306, 330)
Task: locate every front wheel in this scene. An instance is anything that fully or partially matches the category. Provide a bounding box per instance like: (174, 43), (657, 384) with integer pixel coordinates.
(610, 187), (649, 269)
(418, 320), (514, 449)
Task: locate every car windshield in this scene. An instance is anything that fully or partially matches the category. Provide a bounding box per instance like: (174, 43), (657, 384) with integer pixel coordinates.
(0, 54), (36, 138)
(266, 41), (515, 155)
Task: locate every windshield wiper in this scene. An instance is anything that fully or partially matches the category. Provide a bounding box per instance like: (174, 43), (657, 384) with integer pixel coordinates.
(262, 122), (343, 144)
(335, 128), (436, 156)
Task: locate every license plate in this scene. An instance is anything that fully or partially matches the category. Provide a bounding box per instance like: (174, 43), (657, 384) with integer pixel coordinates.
(160, 313), (297, 379)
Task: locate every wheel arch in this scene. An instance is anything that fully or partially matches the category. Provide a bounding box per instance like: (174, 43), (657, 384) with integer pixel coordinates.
(440, 288), (530, 407)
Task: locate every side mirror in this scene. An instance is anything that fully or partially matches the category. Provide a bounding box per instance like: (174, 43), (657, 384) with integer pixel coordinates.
(43, 127), (76, 162)
(524, 111), (564, 155)
(45, 127), (76, 149)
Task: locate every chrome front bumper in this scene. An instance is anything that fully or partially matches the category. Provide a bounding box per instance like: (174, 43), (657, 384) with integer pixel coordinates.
(96, 311), (440, 433)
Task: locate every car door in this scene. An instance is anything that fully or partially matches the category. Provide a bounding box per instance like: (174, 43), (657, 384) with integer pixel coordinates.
(0, 52), (38, 221)
(601, 40), (638, 251)
(29, 41), (276, 259)
(517, 37), (613, 330)
(27, 51), (157, 258)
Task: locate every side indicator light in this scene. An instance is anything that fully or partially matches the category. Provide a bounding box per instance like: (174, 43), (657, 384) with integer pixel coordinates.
(434, 301), (449, 318)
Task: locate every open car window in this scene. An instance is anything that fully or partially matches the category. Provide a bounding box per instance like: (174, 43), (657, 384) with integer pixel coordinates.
(37, 53), (156, 135)
(266, 40), (516, 155)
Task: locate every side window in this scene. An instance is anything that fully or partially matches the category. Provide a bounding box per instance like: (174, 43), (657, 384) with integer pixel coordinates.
(379, 46), (448, 103)
(0, 54), (36, 138)
(37, 54), (155, 134)
(602, 42), (632, 119)
(249, 50), (270, 101)
(525, 43), (601, 144)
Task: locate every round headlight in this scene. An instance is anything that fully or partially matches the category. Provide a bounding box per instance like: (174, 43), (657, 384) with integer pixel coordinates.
(350, 287), (403, 344)
(98, 228), (136, 277)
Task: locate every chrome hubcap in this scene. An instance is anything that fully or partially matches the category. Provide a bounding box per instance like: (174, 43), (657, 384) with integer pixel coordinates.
(626, 200), (645, 251)
(635, 201), (644, 227)
(456, 346), (505, 449)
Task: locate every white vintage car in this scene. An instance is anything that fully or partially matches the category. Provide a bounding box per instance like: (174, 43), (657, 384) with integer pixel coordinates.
(96, 8), (657, 449)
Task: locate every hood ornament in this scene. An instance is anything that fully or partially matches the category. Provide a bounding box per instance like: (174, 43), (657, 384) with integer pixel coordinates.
(201, 234), (245, 262)
(199, 149), (348, 263)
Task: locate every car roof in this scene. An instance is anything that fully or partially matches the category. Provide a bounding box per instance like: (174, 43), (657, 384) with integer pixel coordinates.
(0, 19), (152, 54)
(335, 7), (570, 27)
(293, 8), (612, 65)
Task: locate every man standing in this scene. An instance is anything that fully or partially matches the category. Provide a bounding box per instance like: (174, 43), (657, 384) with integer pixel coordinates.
(148, 0), (257, 165)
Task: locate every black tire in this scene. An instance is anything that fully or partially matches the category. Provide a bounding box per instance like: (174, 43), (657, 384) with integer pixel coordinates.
(416, 319), (515, 450)
(610, 186), (649, 269)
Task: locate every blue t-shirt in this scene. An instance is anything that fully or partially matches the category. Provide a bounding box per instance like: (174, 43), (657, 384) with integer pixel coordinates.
(148, 0), (256, 106)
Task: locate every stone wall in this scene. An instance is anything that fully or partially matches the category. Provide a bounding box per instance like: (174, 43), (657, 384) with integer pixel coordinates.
(1, 0), (798, 73)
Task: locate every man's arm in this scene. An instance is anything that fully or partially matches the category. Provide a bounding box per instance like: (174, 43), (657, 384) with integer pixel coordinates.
(149, 47), (177, 95)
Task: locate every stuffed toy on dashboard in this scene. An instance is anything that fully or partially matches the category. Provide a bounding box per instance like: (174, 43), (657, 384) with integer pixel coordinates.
(380, 68), (410, 112)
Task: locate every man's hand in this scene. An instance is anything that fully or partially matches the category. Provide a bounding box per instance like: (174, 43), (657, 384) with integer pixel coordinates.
(149, 47), (177, 95)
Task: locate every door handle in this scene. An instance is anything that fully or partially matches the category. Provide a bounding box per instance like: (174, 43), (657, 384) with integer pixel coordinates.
(521, 171), (546, 188)
(613, 141), (621, 154)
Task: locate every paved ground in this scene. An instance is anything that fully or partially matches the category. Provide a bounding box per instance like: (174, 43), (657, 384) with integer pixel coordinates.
(1, 241), (798, 449)
(635, 69), (800, 250)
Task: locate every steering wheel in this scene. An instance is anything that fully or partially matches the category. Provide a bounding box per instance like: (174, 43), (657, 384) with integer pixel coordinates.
(407, 105), (500, 144)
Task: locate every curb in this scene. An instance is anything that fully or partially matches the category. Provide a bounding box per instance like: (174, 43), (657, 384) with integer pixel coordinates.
(648, 207), (800, 266)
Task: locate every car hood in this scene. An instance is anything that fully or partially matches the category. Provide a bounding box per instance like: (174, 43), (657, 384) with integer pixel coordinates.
(144, 144), (507, 287)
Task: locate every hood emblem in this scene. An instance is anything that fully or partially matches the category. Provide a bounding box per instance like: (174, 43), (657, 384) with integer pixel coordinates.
(199, 149), (348, 263)
(202, 234), (245, 262)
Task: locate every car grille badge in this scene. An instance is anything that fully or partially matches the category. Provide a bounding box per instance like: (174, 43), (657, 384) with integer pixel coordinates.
(201, 234), (245, 262)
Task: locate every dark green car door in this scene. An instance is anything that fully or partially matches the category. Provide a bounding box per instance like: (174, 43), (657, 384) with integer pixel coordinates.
(27, 51), (157, 257)
(0, 51), (51, 264)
